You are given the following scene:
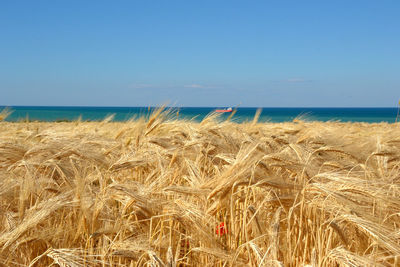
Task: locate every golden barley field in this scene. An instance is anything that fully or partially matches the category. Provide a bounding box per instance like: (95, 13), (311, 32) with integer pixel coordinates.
(1, 109), (400, 266)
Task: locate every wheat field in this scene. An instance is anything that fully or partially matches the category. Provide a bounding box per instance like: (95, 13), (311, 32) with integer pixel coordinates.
(0, 109), (400, 266)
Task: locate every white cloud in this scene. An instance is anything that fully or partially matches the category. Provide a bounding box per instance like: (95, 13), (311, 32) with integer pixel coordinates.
(184, 84), (206, 88)
(285, 78), (312, 83)
(183, 84), (223, 89)
(130, 83), (154, 89)
(129, 83), (222, 90)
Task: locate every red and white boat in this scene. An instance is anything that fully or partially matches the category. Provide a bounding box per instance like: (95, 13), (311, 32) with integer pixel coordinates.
(215, 107), (233, 113)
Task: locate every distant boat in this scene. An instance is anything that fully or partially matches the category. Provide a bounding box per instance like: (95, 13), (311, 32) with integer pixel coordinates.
(215, 107), (233, 113)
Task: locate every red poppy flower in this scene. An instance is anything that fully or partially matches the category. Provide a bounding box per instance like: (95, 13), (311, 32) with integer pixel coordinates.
(215, 222), (227, 236)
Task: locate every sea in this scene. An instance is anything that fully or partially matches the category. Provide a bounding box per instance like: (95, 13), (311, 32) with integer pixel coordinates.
(1, 106), (399, 123)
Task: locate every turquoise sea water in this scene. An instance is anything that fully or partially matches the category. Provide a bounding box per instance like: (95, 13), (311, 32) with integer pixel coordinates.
(1, 106), (399, 123)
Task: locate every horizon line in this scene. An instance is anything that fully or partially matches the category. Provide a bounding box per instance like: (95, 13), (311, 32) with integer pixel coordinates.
(1, 105), (399, 109)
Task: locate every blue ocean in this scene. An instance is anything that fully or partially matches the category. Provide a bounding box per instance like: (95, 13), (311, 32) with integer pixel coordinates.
(1, 106), (399, 123)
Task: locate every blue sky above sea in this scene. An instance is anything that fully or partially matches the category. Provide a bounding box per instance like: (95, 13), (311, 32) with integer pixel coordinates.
(1, 1), (399, 107)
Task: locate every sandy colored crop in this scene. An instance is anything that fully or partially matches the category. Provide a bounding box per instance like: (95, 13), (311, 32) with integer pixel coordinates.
(0, 109), (400, 266)
(0, 108), (12, 122)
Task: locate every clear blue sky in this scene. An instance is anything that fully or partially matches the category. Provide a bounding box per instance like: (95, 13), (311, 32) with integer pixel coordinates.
(1, 1), (399, 107)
